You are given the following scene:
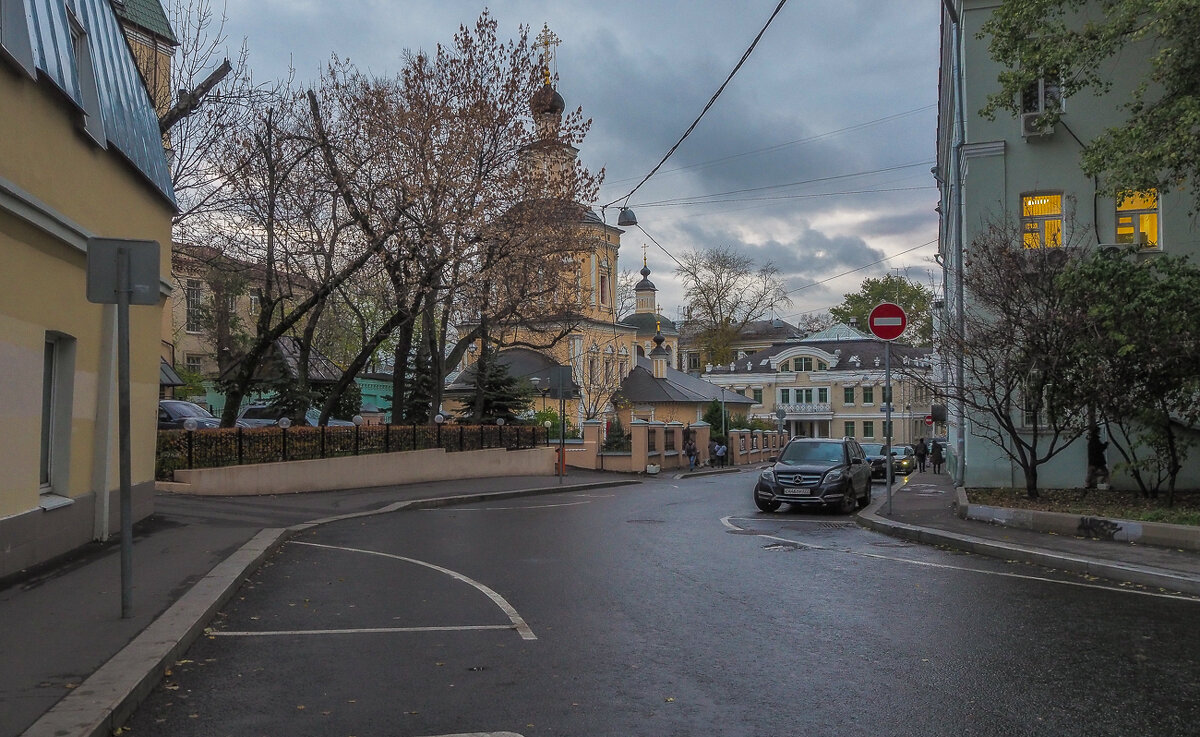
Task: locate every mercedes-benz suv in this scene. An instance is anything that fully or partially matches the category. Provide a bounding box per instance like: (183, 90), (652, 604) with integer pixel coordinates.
(753, 437), (872, 514)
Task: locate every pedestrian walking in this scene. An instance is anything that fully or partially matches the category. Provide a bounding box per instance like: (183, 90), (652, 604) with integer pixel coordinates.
(914, 437), (928, 472)
(930, 441), (944, 474)
(684, 438), (698, 471)
(715, 440), (727, 467)
(708, 439), (718, 467)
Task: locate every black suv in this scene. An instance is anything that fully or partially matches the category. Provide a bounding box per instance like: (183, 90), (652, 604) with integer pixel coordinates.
(753, 437), (872, 513)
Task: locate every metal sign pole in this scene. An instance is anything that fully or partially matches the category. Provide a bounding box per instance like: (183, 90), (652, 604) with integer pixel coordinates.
(886, 340), (894, 517)
(559, 392), (565, 483)
(117, 247), (134, 619)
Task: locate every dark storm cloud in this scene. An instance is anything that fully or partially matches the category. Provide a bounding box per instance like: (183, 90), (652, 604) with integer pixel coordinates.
(220, 0), (941, 314)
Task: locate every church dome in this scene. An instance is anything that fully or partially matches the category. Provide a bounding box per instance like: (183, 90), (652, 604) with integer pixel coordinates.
(531, 83), (566, 117)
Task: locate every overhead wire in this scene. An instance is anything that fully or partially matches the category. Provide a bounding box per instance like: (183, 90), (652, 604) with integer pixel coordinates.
(598, 103), (936, 190)
(602, 0), (791, 210)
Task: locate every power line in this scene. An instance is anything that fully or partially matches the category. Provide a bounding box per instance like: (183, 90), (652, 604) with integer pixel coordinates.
(599, 103), (936, 190)
(783, 239), (938, 297)
(602, 0), (791, 210)
(632, 160), (935, 208)
(641, 186), (934, 209)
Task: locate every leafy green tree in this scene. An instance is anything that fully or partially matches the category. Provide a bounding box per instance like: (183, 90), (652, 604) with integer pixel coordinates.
(830, 273), (933, 344)
(1062, 246), (1200, 503)
(981, 1), (1200, 208)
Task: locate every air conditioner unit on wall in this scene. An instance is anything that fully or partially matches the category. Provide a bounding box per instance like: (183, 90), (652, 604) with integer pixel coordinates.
(1021, 112), (1053, 138)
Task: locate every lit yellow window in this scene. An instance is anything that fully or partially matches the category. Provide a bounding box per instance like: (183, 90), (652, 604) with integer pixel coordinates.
(1116, 190), (1158, 248)
(1021, 193), (1063, 248)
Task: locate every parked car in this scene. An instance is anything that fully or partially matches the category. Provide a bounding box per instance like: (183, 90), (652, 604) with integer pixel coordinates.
(891, 444), (917, 475)
(859, 442), (890, 479)
(753, 437), (872, 514)
(236, 404), (356, 428)
(158, 400), (222, 430)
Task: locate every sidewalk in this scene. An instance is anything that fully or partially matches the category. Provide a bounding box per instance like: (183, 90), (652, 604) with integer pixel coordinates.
(860, 470), (1200, 597)
(1, 471), (637, 737)
(6, 468), (1200, 737)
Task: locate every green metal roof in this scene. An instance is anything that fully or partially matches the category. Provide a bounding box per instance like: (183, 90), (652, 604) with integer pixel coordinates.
(110, 0), (177, 44)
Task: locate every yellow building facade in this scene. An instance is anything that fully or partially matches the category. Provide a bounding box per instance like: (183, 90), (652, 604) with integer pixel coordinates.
(0, 0), (176, 576)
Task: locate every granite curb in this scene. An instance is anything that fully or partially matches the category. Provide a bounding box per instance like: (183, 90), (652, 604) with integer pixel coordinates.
(858, 487), (1200, 597)
(19, 479), (638, 737)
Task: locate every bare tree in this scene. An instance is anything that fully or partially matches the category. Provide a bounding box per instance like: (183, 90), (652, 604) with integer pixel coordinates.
(163, 0), (277, 234)
(929, 218), (1091, 498)
(675, 245), (791, 365)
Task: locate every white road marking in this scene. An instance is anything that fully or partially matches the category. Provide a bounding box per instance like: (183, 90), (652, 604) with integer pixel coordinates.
(423, 500), (593, 511)
(289, 541), (537, 639)
(720, 516), (1200, 603)
(211, 625), (517, 637)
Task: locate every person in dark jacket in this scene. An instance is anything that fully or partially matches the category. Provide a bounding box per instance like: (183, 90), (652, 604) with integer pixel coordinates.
(930, 441), (944, 474)
(914, 437), (929, 472)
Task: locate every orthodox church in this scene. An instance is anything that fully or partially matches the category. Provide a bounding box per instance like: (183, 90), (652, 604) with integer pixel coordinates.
(447, 26), (747, 430)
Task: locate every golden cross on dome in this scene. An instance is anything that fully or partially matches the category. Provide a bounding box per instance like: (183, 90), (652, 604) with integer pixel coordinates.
(536, 24), (561, 86)
(642, 243), (648, 267)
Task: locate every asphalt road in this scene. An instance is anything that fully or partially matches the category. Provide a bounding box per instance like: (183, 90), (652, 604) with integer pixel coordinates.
(123, 472), (1200, 736)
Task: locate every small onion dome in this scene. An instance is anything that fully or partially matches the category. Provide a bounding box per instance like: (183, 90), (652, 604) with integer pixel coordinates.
(531, 82), (565, 117)
(650, 322), (668, 355)
(635, 261), (655, 291)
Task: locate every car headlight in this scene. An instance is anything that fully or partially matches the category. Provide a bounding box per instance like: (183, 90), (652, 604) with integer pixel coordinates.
(760, 468), (775, 482)
(824, 468), (844, 484)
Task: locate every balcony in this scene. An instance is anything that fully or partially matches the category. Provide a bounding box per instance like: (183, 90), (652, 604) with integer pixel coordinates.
(777, 402), (832, 417)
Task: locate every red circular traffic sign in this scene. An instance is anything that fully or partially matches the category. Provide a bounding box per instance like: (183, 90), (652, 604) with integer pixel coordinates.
(868, 302), (907, 341)
(924, 415), (934, 426)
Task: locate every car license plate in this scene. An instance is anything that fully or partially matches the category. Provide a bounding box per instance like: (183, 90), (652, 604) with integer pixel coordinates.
(783, 487), (810, 496)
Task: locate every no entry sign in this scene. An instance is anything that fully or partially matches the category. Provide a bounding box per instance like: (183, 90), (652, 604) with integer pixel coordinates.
(868, 302), (907, 341)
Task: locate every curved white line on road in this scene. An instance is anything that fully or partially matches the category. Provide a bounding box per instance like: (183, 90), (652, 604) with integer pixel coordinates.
(423, 500), (593, 511)
(291, 541), (537, 639)
(719, 516), (1200, 603)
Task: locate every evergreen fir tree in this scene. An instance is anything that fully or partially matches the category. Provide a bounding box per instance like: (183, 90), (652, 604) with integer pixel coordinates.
(468, 349), (531, 422)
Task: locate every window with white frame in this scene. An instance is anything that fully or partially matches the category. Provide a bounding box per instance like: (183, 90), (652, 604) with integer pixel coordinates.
(862, 386), (874, 404)
(779, 388), (791, 404)
(1022, 75), (1063, 116)
(817, 387), (828, 404)
(1116, 191), (1159, 248)
(844, 421), (855, 438)
(862, 420), (875, 439)
(1021, 193), (1063, 249)
(752, 388), (763, 404)
(843, 386), (855, 405)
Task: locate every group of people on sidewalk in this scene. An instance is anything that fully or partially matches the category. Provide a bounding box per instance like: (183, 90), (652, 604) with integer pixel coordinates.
(914, 437), (944, 474)
(681, 437), (728, 471)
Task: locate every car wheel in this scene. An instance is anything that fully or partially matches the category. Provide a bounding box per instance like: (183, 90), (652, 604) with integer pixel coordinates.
(839, 486), (857, 515)
(857, 481), (872, 509)
(755, 493), (781, 513)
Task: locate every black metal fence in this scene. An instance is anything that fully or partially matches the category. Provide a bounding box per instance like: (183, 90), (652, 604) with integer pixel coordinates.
(157, 423), (550, 481)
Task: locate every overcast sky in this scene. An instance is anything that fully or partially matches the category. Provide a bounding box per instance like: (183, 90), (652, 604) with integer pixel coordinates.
(219, 0), (941, 324)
